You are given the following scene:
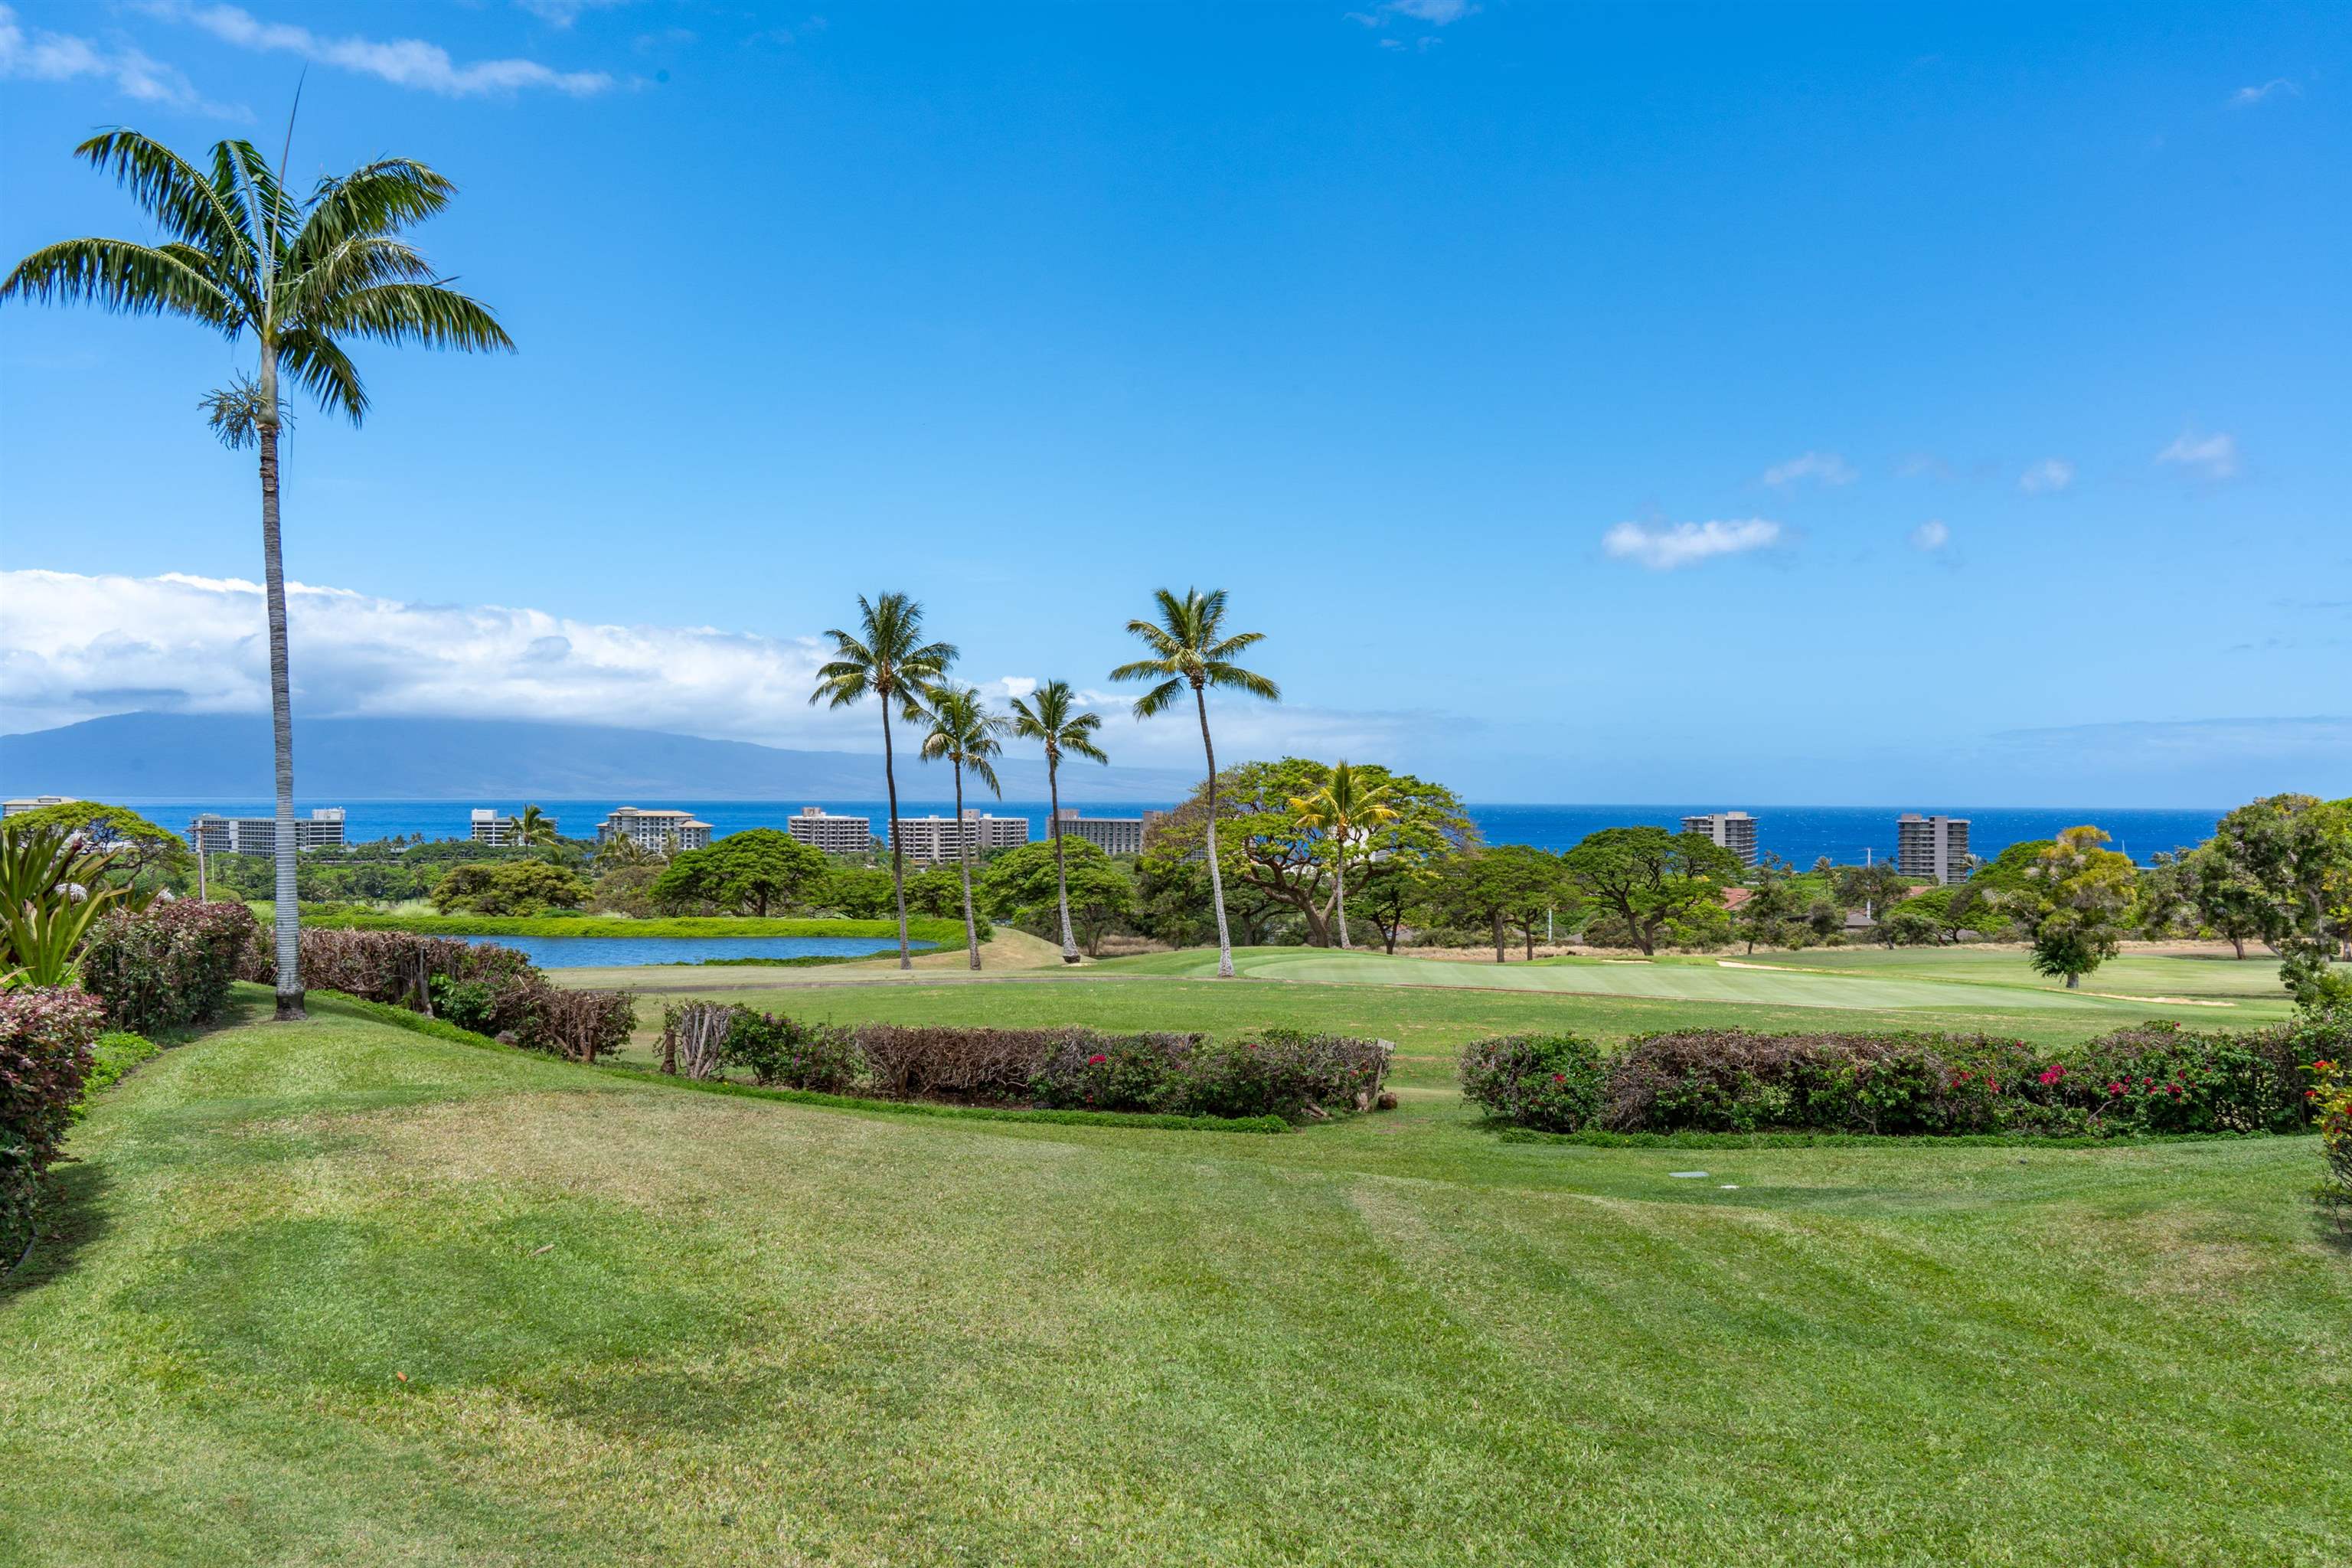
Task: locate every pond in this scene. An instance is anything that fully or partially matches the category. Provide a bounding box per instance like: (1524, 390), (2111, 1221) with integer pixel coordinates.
(463, 935), (936, 969)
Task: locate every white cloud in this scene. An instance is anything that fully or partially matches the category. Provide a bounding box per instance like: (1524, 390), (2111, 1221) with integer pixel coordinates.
(2018, 458), (2074, 494)
(515, 0), (633, 25)
(1348, 0), (1477, 30)
(142, 2), (614, 96)
(1909, 519), (1949, 552)
(0, 571), (1426, 769)
(1602, 518), (1781, 570)
(0, 2), (240, 115)
(2155, 428), (2240, 479)
(2230, 79), (2300, 107)
(1760, 450), (1857, 488)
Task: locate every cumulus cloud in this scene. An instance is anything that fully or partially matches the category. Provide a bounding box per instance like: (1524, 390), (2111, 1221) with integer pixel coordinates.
(1909, 519), (1950, 551)
(139, 1), (614, 96)
(2018, 458), (2074, 495)
(0, 2), (240, 114)
(1760, 450), (1857, 488)
(0, 571), (1430, 769)
(2230, 79), (2300, 107)
(514, 0), (634, 25)
(2155, 428), (2240, 479)
(1602, 518), (1781, 570)
(1347, 0), (1477, 30)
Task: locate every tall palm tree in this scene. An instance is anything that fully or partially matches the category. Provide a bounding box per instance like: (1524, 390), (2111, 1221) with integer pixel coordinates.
(1110, 588), (1279, 978)
(1287, 760), (1400, 951)
(1008, 681), (1109, 964)
(4, 130), (511, 1020)
(506, 803), (559, 848)
(916, 684), (1008, 971)
(810, 593), (956, 969)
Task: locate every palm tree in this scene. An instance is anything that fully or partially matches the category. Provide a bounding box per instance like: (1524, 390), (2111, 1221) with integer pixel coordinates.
(810, 593), (956, 969)
(1287, 761), (1400, 951)
(4, 130), (510, 1020)
(1008, 681), (1109, 964)
(506, 803), (559, 848)
(1110, 588), (1279, 978)
(916, 684), (1008, 971)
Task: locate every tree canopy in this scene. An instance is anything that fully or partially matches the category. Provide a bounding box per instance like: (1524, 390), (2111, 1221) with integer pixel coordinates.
(979, 839), (1133, 957)
(1436, 844), (1570, 962)
(1560, 827), (1745, 956)
(2022, 825), (2139, 988)
(652, 829), (829, 918)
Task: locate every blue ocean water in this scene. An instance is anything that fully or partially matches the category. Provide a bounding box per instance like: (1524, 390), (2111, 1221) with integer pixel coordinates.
(118, 798), (2226, 867)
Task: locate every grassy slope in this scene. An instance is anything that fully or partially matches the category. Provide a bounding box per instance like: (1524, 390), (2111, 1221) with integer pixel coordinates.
(5, 989), (2344, 1566)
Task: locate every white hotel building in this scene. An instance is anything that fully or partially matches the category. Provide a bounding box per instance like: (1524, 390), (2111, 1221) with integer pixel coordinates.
(890, 810), (1031, 864)
(188, 807), (348, 855)
(596, 807), (713, 853)
(786, 806), (873, 855)
(1050, 808), (1171, 858)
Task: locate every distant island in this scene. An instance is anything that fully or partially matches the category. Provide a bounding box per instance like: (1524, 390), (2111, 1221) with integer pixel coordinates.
(0, 712), (1198, 804)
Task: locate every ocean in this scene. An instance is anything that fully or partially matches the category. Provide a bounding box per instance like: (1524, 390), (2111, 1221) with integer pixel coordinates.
(117, 799), (2229, 867)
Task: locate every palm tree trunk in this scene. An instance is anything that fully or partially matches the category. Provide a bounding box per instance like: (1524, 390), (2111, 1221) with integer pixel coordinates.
(258, 354), (304, 1021)
(882, 704), (910, 970)
(953, 760), (981, 971)
(1195, 684), (1236, 979)
(1048, 755), (1079, 962)
(1334, 854), (1349, 950)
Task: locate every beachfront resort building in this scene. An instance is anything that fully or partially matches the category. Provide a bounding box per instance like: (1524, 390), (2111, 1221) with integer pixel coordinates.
(596, 807), (713, 854)
(470, 808), (559, 845)
(1896, 813), (1971, 884)
(2, 795), (77, 817)
(1050, 808), (1172, 858)
(786, 806), (871, 855)
(187, 807), (348, 855)
(890, 810), (1031, 864)
(1681, 810), (1759, 867)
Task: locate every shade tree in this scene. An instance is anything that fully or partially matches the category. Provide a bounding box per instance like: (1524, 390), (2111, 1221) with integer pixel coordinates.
(1560, 827), (1746, 957)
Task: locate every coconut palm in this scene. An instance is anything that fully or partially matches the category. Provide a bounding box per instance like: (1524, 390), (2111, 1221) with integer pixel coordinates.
(916, 684), (1009, 971)
(1287, 761), (1400, 951)
(810, 593), (957, 969)
(506, 803), (560, 848)
(4, 130), (511, 1019)
(1008, 681), (1109, 964)
(1110, 588), (1279, 978)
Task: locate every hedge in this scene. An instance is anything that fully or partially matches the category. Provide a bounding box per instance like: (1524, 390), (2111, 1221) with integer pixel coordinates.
(80, 899), (262, 1034)
(2, 988), (109, 1256)
(1462, 1018), (2340, 1138)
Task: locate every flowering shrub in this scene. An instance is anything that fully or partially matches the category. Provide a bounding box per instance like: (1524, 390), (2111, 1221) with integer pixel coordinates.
(79, 899), (262, 1034)
(1031, 1030), (1190, 1112)
(720, 1009), (861, 1093)
(1459, 1034), (1607, 1132)
(517, 988), (636, 1063)
(1, 987), (109, 1251)
(2310, 1057), (2350, 1216)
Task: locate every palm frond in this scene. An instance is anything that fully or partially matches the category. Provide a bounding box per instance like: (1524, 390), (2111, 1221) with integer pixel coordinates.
(967, 754), (1004, 797)
(1129, 677), (1185, 719)
(276, 235), (438, 322)
(292, 158), (456, 266)
(214, 139), (295, 284)
(1204, 662), (1281, 702)
(309, 282), (514, 354)
(74, 129), (248, 256)
(0, 237), (231, 325)
(276, 328), (368, 421)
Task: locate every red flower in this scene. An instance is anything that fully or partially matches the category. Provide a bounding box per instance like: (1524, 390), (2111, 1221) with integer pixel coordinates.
(1957, 1071), (1971, 1082)
(2108, 1083), (2125, 1096)
(1988, 1080), (2000, 1093)
(1551, 1073), (1566, 1083)
(2039, 1065), (2066, 1086)
(2166, 1083), (2182, 1096)
(1086, 1054), (1108, 1067)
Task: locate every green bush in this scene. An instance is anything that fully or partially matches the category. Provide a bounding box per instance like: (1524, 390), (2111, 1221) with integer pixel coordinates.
(1, 987), (109, 1253)
(77, 899), (261, 1034)
(722, 1009), (861, 1093)
(1030, 1031), (1191, 1113)
(425, 975), (498, 1036)
(1459, 1033), (1607, 1132)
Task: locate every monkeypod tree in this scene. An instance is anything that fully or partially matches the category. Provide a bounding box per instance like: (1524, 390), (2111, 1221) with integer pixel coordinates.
(652, 830), (829, 918)
(1560, 826), (1746, 957)
(1439, 844), (1573, 963)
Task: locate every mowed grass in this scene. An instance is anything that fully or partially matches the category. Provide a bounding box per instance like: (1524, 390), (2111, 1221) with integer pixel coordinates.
(5, 985), (2345, 1566)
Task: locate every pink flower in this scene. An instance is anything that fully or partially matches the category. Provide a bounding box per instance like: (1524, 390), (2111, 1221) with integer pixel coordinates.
(1551, 1073), (1566, 1084)
(1987, 1080), (2000, 1093)
(2039, 1066), (2066, 1086)
(1085, 1053), (1107, 1067)
(2108, 1083), (2125, 1096)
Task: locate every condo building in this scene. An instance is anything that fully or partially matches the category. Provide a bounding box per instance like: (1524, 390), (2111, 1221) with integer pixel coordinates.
(470, 807), (559, 845)
(1681, 810), (1759, 867)
(889, 810), (1031, 864)
(2, 795), (77, 817)
(596, 807), (713, 853)
(188, 807), (348, 855)
(1896, 813), (1971, 884)
(1050, 808), (1172, 858)
(785, 805), (872, 855)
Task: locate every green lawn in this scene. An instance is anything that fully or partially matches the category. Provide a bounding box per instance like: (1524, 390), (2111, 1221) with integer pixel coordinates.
(6, 986), (2344, 1565)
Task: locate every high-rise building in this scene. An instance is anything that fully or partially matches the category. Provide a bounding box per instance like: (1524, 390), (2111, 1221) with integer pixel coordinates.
(1896, 814), (1971, 884)
(1050, 808), (1172, 858)
(2, 795), (77, 817)
(785, 805), (871, 854)
(1681, 811), (1759, 867)
(596, 807), (713, 853)
(187, 807), (347, 855)
(470, 807), (559, 845)
(889, 810), (1031, 864)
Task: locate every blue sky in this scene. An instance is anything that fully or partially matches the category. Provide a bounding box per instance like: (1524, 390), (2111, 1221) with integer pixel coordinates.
(2, 0), (2347, 805)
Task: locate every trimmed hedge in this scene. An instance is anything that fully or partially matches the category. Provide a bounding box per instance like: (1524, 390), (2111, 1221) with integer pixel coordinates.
(80, 899), (262, 1035)
(1462, 1018), (2339, 1138)
(2, 987), (109, 1254)
(1457, 1034), (1606, 1133)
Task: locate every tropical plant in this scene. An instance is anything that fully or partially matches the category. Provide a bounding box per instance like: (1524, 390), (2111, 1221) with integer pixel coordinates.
(651, 830), (828, 918)
(2024, 825), (2141, 988)
(1111, 588), (1280, 978)
(1009, 681), (1110, 963)
(917, 684), (1010, 970)
(810, 593), (957, 969)
(0, 826), (133, 988)
(5, 129), (511, 1018)
(1285, 760), (1400, 950)
(505, 804), (560, 848)
(1560, 827), (1745, 957)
